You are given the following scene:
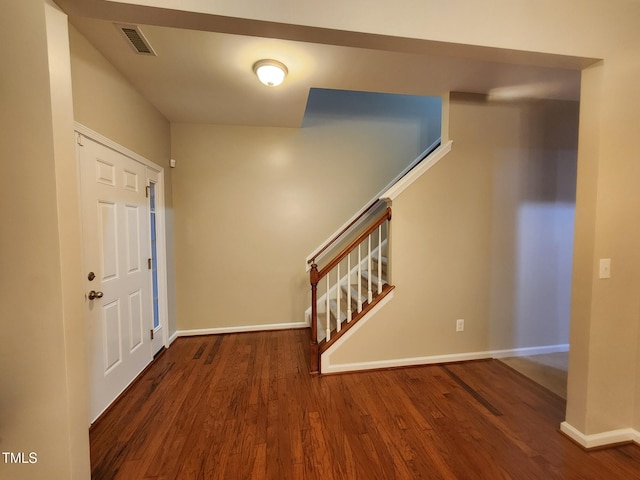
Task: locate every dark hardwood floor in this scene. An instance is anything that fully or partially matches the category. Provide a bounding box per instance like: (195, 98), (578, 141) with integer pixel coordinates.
(90, 329), (640, 479)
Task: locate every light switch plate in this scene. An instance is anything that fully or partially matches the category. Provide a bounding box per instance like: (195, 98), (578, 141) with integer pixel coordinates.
(599, 258), (611, 279)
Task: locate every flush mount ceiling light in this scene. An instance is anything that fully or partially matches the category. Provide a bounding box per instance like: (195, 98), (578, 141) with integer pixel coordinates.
(253, 59), (288, 87)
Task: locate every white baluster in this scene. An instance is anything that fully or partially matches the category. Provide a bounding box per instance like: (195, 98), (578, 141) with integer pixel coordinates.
(377, 225), (383, 294)
(336, 263), (341, 332)
(347, 252), (352, 322)
(325, 275), (330, 341)
(357, 244), (362, 313)
(367, 234), (373, 303)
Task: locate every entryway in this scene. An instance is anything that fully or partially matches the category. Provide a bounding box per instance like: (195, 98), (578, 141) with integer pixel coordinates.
(77, 126), (168, 423)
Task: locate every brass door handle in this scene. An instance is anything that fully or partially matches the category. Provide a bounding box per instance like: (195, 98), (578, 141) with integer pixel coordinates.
(88, 290), (104, 300)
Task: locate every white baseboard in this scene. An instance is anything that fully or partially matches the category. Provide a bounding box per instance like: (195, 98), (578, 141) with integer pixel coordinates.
(560, 421), (640, 449)
(175, 321), (309, 337)
(323, 348), (492, 374)
(491, 343), (569, 358)
(168, 330), (179, 345)
(322, 341), (569, 374)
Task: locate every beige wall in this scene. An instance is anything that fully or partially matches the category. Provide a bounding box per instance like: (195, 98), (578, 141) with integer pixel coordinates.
(5, 5), (640, 477)
(94, 0), (640, 439)
(569, 52), (640, 435)
(0, 12), (177, 477)
(0, 1), (89, 478)
(171, 106), (438, 331)
(328, 95), (578, 363)
(161, 0), (640, 440)
(68, 24), (177, 335)
(69, 25), (171, 166)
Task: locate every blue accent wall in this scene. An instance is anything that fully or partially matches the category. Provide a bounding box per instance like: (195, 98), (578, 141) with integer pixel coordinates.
(303, 88), (442, 154)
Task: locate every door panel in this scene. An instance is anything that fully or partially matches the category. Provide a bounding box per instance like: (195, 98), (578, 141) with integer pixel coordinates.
(102, 300), (122, 373)
(80, 136), (153, 423)
(125, 204), (142, 273)
(99, 201), (118, 279)
(129, 289), (144, 351)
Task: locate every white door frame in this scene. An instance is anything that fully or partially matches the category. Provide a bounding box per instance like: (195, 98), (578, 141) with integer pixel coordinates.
(75, 123), (170, 351)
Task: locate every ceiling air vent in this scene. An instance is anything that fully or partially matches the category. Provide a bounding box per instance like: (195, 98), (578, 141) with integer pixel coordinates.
(116, 24), (157, 56)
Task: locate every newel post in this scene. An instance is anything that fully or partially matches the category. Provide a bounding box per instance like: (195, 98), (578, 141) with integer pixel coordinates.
(310, 263), (320, 374)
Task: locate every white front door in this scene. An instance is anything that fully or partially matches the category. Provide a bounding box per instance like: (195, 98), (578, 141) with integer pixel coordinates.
(79, 135), (153, 423)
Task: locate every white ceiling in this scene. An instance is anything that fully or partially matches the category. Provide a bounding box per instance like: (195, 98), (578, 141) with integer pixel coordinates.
(60, 0), (588, 128)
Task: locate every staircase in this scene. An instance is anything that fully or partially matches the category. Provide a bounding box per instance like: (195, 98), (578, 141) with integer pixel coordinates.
(316, 245), (389, 344)
(308, 204), (394, 373)
(306, 138), (450, 374)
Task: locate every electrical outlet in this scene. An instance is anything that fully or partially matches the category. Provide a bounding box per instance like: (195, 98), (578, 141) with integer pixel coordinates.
(456, 319), (464, 332)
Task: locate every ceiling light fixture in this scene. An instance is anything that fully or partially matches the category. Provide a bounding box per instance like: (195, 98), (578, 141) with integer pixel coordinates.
(253, 59), (288, 87)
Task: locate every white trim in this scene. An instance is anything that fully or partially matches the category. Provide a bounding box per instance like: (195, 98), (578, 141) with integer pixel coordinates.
(175, 321), (309, 337)
(491, 343), (569, 358)
(75, 122), (164, 172)
(146, 166), (171, 350)
(305, 138), (441, 270)
(389, 138), (442, 189)
(560, 422), (640, 449)
(169, 330), (179, 345)
(75, 122), (172, 349)
(322, 339), (568, 375)
(324, 345), (488, 374)
(380, 140), (452, 201)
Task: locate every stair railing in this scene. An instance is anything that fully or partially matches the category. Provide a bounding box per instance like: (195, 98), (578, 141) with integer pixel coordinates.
(306, 138), (450, 374)
(309, 206), (391, 373)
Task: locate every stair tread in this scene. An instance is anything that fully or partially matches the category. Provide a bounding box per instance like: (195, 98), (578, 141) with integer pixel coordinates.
(329, 298), (348, 316)
(341, 283), (367, 303)
(313, 241), (389, 345)
(361, 270), (387, 286)
(317, 309), (338, 342)
(317, 274), (388, 307)
(318, 284), (393, 346)
(371, 252), (388, 265)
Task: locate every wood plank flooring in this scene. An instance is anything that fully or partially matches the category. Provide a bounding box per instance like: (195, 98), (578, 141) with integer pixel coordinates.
(90, 329), (640, 479)
(499, 353), (568, 399)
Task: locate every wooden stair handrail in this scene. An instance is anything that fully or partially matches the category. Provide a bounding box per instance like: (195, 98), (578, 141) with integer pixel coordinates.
(308, 199), (384, 266)
(315, 207), (391, 281)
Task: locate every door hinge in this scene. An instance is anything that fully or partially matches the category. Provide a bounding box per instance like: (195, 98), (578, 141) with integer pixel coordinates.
(150, 329), (154, 340)
(145, 185), (150, 198)
(148, 258), (152, 270)
(76, 133), (84, 147)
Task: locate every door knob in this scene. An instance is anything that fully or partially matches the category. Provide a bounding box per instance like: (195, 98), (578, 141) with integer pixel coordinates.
(88, 290), (104, 300)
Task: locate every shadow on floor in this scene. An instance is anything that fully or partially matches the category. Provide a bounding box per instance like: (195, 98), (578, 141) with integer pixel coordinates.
(498, 352), (568, 399)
